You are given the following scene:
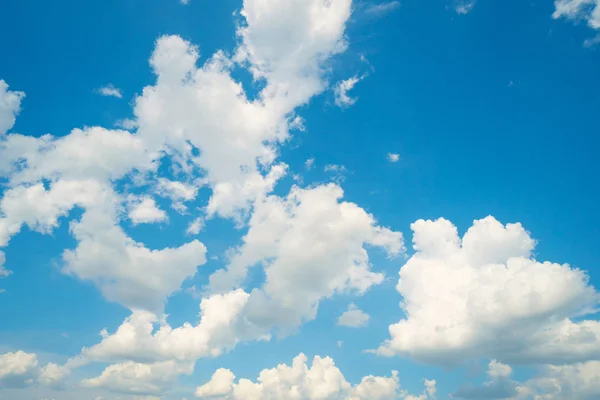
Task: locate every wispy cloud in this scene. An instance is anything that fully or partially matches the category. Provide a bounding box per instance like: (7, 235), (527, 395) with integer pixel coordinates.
(584, 34), (600, 48)
(364, 1), (401, 17)
(334, 76), (363, 108)
(96, 83), (122, 98)
(455, 0), (476, 15)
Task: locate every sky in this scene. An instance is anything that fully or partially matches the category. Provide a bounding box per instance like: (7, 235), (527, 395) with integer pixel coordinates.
(0, 0), (600, 399)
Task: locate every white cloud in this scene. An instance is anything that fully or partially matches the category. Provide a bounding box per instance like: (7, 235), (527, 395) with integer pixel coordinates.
(127, 196), (168, 225)
(337, 303), (370, 328)
(455, 0), (477, 14)
(115, 118), (138, 130)
(0, 250), (10, 278)
(387, 153), (400, 163)
(454, 359), (600, 400)
(208, 184), (403, 333)
(195, 353), (435, 400)
(516, 361), (600, 399)
(96, 84), (123, 98)
(63, 199), (207, 313)
(334, 76), (362, 108)
(79, 289), (250, 364)
(155, 178), (198, 213)
(554, 0), (600, 28)
(0, 80), (24, 136)
(181, 0), (191, 4)
(82, 360), (194, 396)
(0, 351), (38, 388)
(364, 2), (401, 17)
(305, 158), (315, 170)
(376, 216), (600, 366)
(324, 164), (348, 183)
(0, 351), (69, 389)
(186, 217), (204, 235)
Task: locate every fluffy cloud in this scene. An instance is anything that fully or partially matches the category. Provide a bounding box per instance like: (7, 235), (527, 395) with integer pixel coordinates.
(127, 196), (168, 225)
(0, 80), (24, 136)
(337, 303), (370, 328)
(387, 153), (400, 163)
(377, 216), (600, 365)
(334, 76), (362, 108)
(0, 351), (39, 388)
(155, 178), (198, 213)
(80, 289), (250, 364)
(553, 0), (600, 29)
(96, 84), (123, 98)
(209, 183), (403, 333)
(236, 0), (352, 110)
(0, 351), (68, 389)
(195, 353), (434, 400)
(82, 360), (194, 395)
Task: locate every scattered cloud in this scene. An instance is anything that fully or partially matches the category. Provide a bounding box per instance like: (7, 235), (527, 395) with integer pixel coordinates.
(0, 351), (68, 389)
(95, 84), (123, 98)
(115, 118), (138, 130)
(584, 33), (600, 47)
(304, 158), (315, 170)
(0, 80), (24, 136)
(455, 0), (477, 14)
(186, 217), (204, 235)
(364, 2), (401, 17)
(337, 303), (370, 328)
(387, 153), (400, 163)
(324, 164), (348, 183)
(127, 196), (168, 225)
(334, 75), (363, 108)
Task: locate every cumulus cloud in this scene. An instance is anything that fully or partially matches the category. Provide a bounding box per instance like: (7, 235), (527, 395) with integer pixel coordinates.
(96, 84), (123, 98)
(80, 289), (250, 364)
(377, 216), (600, 366)
(82, 359), (194, 395)
(334, 76), (363, 108)
(0, 351), (68, 389)
(0, 0), (400, 396)
(127, 196), (168, 225)
(337, 303), (370, 328)
(208, 184), (403, 334)
(195, 353), (435, 400)
(0, 80), (24, 136)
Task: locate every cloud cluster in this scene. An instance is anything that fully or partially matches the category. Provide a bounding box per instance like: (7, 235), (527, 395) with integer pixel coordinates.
(0, 351), (68, 389)
(195, 353), (435, 400)
(377, 216), (600, 366)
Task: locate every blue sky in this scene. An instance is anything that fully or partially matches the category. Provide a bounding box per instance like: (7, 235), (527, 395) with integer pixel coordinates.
(0, 0), (599, 399)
